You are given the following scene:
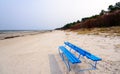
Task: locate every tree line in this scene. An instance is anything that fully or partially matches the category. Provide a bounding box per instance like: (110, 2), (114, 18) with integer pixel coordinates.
(60, 2), (120, 30)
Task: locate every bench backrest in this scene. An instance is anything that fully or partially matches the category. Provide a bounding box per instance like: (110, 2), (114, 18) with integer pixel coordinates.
(64, 42), (86, 56)
(64, 42), (102, 61)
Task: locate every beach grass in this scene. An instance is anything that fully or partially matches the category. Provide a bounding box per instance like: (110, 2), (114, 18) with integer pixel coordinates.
(74, 26), (120, 36)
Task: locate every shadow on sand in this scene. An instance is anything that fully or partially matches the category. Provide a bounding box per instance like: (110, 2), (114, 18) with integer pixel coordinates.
(48, 54), (63, 74)
(48, 54), (87, 74)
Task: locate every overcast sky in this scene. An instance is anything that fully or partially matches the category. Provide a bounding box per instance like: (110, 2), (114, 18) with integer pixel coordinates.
(0, 0), (119, 30)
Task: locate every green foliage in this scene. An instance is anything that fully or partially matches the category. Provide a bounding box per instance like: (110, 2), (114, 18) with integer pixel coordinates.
(62, 20), (80, 29)
(108, 2), (120, 12)
(116, 2), (120, 7)
(77, 20), (80, 23)
(81, 15), (99, 22)
(108, 5), (114, 11)
(81, 17), (89, 22)
(100, 10), (106, 15)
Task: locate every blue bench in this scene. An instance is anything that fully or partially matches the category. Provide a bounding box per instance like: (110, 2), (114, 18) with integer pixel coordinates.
(58, 46), (81, 71)
(64, 42), (102, 70)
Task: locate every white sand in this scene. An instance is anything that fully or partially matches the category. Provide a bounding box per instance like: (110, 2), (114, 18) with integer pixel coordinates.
(0, 30), (120, 74)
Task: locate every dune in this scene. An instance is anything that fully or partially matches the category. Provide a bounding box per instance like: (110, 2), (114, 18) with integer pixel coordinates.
(0, 30), (120, 74)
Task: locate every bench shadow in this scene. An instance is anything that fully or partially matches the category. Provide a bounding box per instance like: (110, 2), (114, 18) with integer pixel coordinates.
(48, 54), (63, 74)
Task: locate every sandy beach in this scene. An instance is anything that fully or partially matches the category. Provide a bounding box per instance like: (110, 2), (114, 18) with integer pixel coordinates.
(0, 30), (120, 74)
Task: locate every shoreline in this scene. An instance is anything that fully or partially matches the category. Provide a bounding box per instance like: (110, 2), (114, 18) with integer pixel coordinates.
(0, 30), (52, 40)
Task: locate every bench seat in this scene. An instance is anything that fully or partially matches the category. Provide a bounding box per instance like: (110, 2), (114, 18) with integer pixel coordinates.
(59, 46), (81, 64)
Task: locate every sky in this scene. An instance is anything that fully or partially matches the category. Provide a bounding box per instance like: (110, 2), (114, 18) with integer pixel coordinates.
(0, 0), (119, 30)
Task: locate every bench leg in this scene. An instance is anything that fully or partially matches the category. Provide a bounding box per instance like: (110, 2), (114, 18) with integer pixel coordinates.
(62, 54), (71, 71)
(58, 49), (64, 61)
(58, 49), (71, 71)
(78, 54), (84, 60)
(88, 61), (97, 69)
(78, 54), (81, 59)
(70, 48), (71, 51)
(62, 55), (71, 71)
(92, 61), (97, 69)
(67, 60), (71, 71)
(76, 60), (98, 72)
